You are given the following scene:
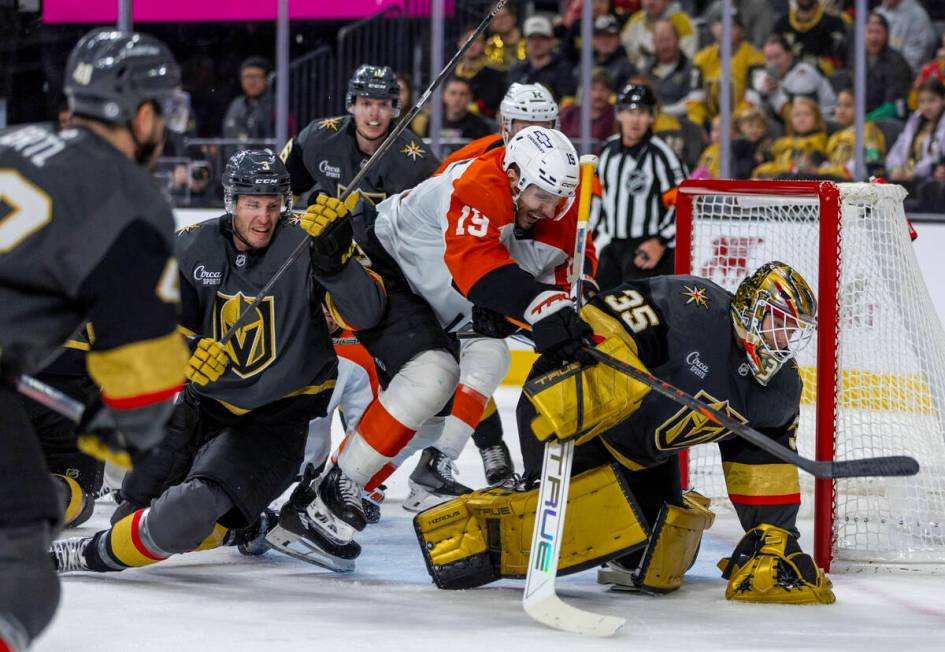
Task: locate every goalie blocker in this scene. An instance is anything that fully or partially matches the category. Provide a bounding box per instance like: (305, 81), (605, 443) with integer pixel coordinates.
(414, 463), (714, 593)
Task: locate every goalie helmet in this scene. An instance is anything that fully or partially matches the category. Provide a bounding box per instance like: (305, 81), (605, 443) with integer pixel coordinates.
(503, 126), (579, 221)
(64, 27), (186, 132)
(222, 149), (292, 215)
(499, 83), (559, 143)
(731, 261), (818, 385)
(345, 64), (401, 117)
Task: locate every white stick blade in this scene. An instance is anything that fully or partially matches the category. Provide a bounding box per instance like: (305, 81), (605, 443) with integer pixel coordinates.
(524, 594), (625, 637)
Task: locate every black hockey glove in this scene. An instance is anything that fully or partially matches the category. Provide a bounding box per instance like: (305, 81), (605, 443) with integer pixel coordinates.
(302, 194), (358, 276)
(472, 305), (520, 339)
(531, 307), (594, 364)
(75, 396), (171, 471)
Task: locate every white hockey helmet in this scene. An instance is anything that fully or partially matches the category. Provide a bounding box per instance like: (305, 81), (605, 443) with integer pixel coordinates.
(499, 83), (559, 143)
(503, 126), (579, 221)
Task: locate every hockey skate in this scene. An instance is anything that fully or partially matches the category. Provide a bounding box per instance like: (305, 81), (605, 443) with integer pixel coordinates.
(317, 465), (367, 532)
(597, 558), (647, 593)
(265, 470), (361, 573)
(402, 448), (473, 513)
(478, 441), (515, 486)
(234, 508), (277, 556)
(362, 484), (386, 525)
(50, 537), (92, 573)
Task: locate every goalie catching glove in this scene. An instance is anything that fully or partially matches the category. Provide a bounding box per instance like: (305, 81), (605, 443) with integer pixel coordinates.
(185, 338), (228, 386)
(302, 193), (359, 275)
(718, 523), (835, 604)
(524, 336), (650, 444)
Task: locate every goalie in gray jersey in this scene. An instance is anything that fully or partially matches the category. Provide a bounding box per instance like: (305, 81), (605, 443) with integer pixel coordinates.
(416, 262), (835, 606)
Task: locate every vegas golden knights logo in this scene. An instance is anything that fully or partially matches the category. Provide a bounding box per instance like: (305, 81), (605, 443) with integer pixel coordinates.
(654, 390), (747, 451)
(213, 291), (276, 379)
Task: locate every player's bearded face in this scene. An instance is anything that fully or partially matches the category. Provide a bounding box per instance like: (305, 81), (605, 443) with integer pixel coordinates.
(132, 102), (167, 171)
(514, 184), (572, 229)
(351, 97), (395, 141)
(232, 195), (282, 250)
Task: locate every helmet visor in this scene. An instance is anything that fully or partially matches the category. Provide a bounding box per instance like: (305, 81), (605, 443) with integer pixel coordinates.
(518, 184), (575, 222)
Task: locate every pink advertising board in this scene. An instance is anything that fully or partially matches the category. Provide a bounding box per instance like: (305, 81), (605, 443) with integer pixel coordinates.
(42, 1), (414, 23)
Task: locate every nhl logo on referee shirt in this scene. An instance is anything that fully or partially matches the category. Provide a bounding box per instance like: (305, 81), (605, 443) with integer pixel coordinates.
(624, 169), (648, 194)
(213, 291), (276, 378)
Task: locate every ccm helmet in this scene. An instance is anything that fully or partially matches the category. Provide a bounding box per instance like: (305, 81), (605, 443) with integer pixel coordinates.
(222, 149), (293, 215)
(503, 126), (579, 221)
(346, 65), (401, 117)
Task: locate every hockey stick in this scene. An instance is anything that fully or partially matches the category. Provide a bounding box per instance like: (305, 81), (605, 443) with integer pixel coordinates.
(12, 1), (511, 421)
(523, 155), (624, 637)
(583, 347), (920, 480)
(213, 0), (510, 349)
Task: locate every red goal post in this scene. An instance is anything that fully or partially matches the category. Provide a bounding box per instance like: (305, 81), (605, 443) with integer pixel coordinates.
(673, 179), (945, 572)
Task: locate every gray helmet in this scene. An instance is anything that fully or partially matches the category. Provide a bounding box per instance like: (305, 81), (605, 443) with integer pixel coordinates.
(345, 64), (401, 117)
(64, 28), (183, 128)
(223, 149), (293, 215)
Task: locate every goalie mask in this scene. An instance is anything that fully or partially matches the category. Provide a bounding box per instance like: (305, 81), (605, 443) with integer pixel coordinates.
(222, 149), (292, 215)
(503, 126), (578, 221)
(499, 82), (559, 143)
(731, 262), (817, 385)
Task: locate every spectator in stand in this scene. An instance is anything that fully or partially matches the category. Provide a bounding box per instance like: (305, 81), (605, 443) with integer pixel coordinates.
(507, 14), (578, 104)
(818, 87), (887, 180)
(620, 0), (697, 69)
(690, 115), (721, 179)
(414, 77), (494, 147)
(771, 0), (849, 75)
(886, 79), (945, 204)
(864, 12), (913, 121)
(687, 11), (765, 131)
(590, 14), (637, 91)
(752, 96), (828, 178)
(485, 3), (525, 71)
(754, 35), (836, 124)
(557, 0), (617, 66)
(703, 1), (785, 49)
(222, 57), (275, 142)
(453, 24), (507, 118)
(644, 19), (698, 119)
(559, 67), (617, 150)
(731, 104), (773, 179)
(909, 31), (945, 111)
(876, 0), (935, 73)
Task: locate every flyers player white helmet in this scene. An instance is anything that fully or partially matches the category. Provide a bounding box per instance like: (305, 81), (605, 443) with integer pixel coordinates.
(503, 126), (579, 221)
(499, 83), (559, 143)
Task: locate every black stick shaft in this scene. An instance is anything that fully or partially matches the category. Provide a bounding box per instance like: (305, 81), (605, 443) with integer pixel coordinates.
(584, 347), (919, 480)
(216, 0), (509, 347)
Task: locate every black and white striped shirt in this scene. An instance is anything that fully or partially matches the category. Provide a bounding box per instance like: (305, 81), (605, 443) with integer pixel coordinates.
(593, 133), (687, 247)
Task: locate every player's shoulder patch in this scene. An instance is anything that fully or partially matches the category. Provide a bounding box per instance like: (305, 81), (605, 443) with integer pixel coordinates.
(400, 138), (426, 162)
(176, 222), (203, 236)
(681, 284), (711, 309)
(318, 116), (344, 131)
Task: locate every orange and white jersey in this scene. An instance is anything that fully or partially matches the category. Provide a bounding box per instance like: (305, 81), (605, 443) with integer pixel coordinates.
(374, 146), (598, 331)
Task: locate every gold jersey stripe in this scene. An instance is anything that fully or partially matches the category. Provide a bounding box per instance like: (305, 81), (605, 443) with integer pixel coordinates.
(86, 331), (189, 401)
(213, 379), (337, 415)
(722, 462), (800, 497)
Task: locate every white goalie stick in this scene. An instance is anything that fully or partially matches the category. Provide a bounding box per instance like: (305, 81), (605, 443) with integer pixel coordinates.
(522, 155), (625, 637)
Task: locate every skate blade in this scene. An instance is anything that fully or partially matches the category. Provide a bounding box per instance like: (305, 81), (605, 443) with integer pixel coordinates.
(265, 525), (356, 573)
(401, 489), (452, 513)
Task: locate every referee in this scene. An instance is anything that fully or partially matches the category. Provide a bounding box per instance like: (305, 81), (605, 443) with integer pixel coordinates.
(594, 83), (687, 290)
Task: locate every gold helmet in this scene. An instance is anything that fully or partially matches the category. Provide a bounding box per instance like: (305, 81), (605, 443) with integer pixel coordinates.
(731, 262), (817, 385)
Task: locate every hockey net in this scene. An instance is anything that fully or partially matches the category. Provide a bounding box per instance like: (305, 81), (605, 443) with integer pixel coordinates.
(675, 180), (945, 571)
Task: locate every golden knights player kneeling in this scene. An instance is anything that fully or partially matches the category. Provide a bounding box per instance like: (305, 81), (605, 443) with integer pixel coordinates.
(415, 262), (835, 605)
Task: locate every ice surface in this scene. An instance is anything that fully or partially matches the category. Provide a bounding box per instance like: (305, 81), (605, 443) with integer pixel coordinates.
(40, 387), (945, 651)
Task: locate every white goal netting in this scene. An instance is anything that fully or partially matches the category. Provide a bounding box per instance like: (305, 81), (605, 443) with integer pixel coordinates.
(681, 182), (945, 568)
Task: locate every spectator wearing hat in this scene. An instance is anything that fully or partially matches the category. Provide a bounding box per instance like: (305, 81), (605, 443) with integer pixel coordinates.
(643, 20), (698, 118)
(620, 0), (697, 70)
(222, 56), (276, 143)
(507, 14), (578, 103)
(559, 68), (617, 150)
(591, 14), (638, 91)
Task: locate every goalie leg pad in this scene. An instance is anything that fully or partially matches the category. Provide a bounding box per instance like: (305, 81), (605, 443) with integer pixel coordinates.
(718, 523), (835, 605)
(625, 490), (715, 593)
(414, 463), (649, 589)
